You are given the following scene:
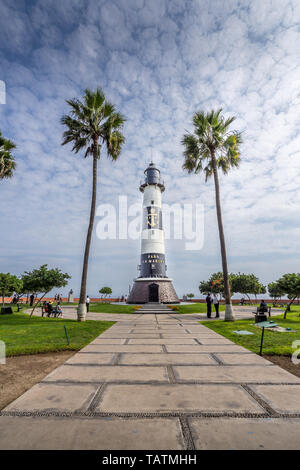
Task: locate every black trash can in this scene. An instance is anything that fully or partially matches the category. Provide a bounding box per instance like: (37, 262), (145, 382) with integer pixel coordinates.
(1, 306), (13, 314)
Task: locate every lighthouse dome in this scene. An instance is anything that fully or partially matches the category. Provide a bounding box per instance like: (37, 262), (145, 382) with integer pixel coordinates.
(144, 162), (160, 184)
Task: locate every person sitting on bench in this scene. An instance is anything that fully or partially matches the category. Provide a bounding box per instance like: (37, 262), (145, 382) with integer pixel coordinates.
(258, 300), (268, 313)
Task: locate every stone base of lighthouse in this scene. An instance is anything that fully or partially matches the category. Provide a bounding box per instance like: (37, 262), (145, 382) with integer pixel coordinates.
(127, 278), (179, 304)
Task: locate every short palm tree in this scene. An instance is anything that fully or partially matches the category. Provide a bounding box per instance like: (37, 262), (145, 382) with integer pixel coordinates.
(61, 88), (126, 321)
(182, 109), (242, 321)
(0, 131), (16, 179)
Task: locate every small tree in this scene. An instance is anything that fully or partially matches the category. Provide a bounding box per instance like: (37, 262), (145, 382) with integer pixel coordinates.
(99, 287), (112, 298)
(0, 273), (23, 307)
(231, 273), (263, 303)
(268, 282), (285, 305)
(276, 273), (300, 319)
(186, 293), (194, 301)
(199, 272), (233, 299)
(21, 265), (71, 318)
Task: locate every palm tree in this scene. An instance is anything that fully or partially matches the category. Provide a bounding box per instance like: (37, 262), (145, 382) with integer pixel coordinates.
(0, 131), (16, 179)
(61, 88), (126, 321)
(182, 109), (242, 321)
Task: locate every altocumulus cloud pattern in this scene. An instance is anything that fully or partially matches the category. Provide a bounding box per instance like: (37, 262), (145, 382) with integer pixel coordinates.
(0, 0), (299, 296)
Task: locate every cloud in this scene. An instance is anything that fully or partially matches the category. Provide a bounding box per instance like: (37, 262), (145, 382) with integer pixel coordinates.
(0, 0), (299, 298)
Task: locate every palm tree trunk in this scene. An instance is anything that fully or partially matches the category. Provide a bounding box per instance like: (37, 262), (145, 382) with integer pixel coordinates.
(211, 150), (234, 321)
(77, 139), (99, 322)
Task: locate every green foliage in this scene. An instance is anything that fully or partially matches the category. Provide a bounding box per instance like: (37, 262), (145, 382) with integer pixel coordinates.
(21, 265), (71, 317)
(202, 305), (300, 356)
(276, 273), (300, 318)
(89, 303), (136, 314)
(0, 309), (114, 356)
(268, 281), (285, 300)
(173, 303), (225, 314)
(0, 131), (16, 179)
(61, 87), (126, 161)
(21, 265), (70, 295)
(231, 272), (265, 299)
(199, 272), (232, 297)
(186, 293), (194, 299)
(200, 272), (265, 300)
(99, 286), (112, 297)
(0, 273), (23, 306)
(182, 108), (242, 181)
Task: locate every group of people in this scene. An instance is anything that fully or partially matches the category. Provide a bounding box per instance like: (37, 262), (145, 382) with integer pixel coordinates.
(42, 300), (63, 318)
(54, 294), (63, 304)
(205, 293), (220, 318)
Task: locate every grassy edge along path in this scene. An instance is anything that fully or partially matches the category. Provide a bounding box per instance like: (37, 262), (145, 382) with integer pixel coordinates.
(201, 305), (300, 356)
(89, 303), (138, 314)
(168, 303), (225, 314)
(0, 309), (114, 356)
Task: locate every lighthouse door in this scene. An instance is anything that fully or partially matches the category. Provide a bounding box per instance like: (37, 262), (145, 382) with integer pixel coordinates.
(148, 283), (159, 302)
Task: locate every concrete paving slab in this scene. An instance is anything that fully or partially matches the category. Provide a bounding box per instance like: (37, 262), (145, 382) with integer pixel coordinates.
(119, 353), (218, 365)
(166, 344), (249, 353)
(196, 338), (236, 345)
(0, 416), (185, 450)
(4, 383), (98, 413)
(173, 365), (300, 383)
(251, 385), (300, 413)
(189, 417), (300, 450)
(98, 384), (264, 413)
(80, 344), (163, 353)
(100, 334), (163, 339)
(43, 365), (169, 383)
(216, 353), (274, 365)
(90, 339), (126, 345)
(127, 338), (198, 344)
(65, 353), (115, 365)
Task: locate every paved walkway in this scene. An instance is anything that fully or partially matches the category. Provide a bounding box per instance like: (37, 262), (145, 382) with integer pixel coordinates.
(1, 311), (300, 449)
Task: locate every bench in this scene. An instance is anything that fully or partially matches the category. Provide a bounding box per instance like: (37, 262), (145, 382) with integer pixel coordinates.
(252, 306), (271, 323)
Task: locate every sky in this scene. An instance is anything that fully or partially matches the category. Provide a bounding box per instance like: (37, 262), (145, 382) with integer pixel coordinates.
(0, 0), (299, 298)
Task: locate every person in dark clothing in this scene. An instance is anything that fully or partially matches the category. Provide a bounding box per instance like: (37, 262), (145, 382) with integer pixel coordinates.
(258, 300), (268, 313)
(206, 294), (212, 318)
(212, 294), (220, 318)
(30, 294), (35, 306)
(47, 302), (53, 317)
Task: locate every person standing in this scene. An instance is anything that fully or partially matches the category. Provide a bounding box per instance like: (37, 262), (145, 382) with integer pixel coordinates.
(86, 295), (90, 313)
(212, 294), (220, 318)
(30, 293), (35, 307)
(206, 293), (212, 318)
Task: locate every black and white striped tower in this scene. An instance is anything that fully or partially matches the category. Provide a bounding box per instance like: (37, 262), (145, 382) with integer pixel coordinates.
(127, 163), (179, 304)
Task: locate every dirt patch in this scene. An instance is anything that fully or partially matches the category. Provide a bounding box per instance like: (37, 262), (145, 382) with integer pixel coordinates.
(0, 351), (75, 410)
(264, 355), (300, 378)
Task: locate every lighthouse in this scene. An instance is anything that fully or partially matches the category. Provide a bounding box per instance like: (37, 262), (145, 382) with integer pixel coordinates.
(127, 163), (179, 304)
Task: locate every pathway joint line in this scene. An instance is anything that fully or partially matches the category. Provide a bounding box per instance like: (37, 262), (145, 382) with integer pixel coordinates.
(210, 353), (224, 365)
(241, 384), (279, 417)
(85, 383), (107, 415)
(179, 416), (195, 450)
(166, 365), (176, 384)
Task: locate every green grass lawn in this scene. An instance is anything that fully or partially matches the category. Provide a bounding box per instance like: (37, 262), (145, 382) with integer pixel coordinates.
(89, 303), (138, 314)
(201, 305), (300, 356)
(168, 303), (225, 314)
(0, 307), (114, 356)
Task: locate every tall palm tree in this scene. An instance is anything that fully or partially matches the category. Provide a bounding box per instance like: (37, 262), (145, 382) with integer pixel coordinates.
(0, 131), (16, 179)
(182, 109), (242, 321)
(61, 88), (126, 321)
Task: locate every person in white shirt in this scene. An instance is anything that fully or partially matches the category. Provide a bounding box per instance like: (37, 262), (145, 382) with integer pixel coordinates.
(212, 294), (220, 318)
(86, 295), (90, 312)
